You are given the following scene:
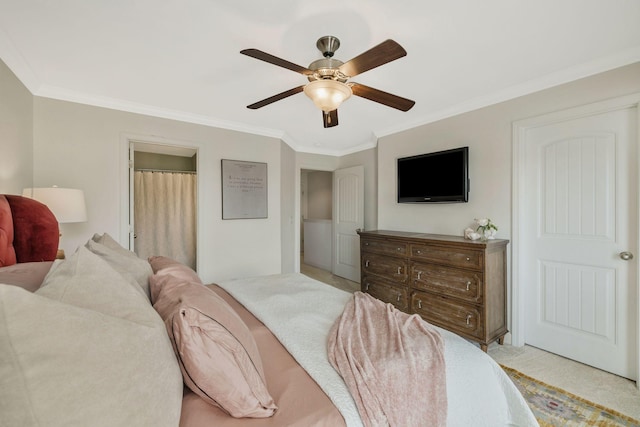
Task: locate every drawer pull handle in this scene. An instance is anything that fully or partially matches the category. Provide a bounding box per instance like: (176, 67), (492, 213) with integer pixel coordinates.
(397, 294), (401, 302)
(417, 271), (422, 280)
(466, 257), (471, 261)
(364, 242), (369, 246)
(365, 260), (370, 267)
(466, 314), (472, 325)
(397, 267), (402, 275)
(417, 300), (422, 309)
(466, 281), (471, 291)
(397, 247), (402, 251)
(416, 250), (422, 254)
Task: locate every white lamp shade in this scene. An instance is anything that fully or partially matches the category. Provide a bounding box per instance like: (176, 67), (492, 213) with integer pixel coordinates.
(303, 80), (352, 112)
(22, 187), (88, 223)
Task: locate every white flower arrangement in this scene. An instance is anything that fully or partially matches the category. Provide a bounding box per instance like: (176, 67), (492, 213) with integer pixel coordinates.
(475, 218), (498, 239)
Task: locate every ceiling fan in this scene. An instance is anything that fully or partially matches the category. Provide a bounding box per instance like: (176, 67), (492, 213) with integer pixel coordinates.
(240, 36), (415, 128)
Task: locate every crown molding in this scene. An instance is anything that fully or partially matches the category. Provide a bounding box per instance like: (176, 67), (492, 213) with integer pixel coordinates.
(35, 84), (288, 140)
(376, 47), (640, 139)
(0, 26), (40, 93)
(5, 33), (638, 157)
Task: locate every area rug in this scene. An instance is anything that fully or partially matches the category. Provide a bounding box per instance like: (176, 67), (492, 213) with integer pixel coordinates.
(502, 365), (640, 426)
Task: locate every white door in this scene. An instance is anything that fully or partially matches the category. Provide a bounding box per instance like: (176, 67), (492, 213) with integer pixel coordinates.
(332, 165), (364, 282)
(521, 105), (637, 380)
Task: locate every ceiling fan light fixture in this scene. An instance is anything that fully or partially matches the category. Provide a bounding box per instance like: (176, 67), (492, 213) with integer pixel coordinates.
(303, 79), (352, 112)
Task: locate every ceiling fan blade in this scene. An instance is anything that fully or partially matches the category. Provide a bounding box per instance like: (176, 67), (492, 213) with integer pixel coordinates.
(240, 49), (313, 75)
(322, 109), (339, 128)
(247, 85), (305, 109)
(338, 39), (407, 77)
(350, 83), (415, 111)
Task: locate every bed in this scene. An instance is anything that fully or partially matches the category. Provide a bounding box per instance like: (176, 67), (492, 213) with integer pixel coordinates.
(0, 195), (538, 427)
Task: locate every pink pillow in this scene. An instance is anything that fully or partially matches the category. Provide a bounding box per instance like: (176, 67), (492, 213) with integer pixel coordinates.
(148, 256), (202, 303)
(148, 256), (201, 282)
(0, 261), (54, 292)
(150, 274), (277, 418)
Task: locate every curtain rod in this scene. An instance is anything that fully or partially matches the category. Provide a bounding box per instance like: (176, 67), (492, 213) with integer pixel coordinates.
(135, 168), (196, 174)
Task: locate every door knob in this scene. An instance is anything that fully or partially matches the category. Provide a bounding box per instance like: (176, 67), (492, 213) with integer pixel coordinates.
(620, 251), (634, 261)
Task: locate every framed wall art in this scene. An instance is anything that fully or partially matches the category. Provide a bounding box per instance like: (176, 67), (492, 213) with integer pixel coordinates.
(221, 159), (267, 219)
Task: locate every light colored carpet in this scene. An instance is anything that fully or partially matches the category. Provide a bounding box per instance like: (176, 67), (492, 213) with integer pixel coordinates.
(301, 258), (640, 421)
(489, 343), (640, 421)
(502, 365), (640, 426)
(300, 260), (360, 293)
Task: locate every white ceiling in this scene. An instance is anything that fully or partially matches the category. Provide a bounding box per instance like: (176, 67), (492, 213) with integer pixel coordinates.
(1, 1), (639, 156)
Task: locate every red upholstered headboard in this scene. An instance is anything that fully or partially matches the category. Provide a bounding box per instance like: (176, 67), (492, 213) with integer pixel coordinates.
(0, 196), (17, 266)
(0, 195), (59, 266)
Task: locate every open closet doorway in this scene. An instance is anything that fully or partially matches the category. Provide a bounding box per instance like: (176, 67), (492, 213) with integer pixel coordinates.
(301, 169), (333, 272)
(130, 142), (198, 269)
(300, 165), (363, 283)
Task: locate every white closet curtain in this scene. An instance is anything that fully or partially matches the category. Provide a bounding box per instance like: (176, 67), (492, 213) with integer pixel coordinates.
(134, 171), (197, 269)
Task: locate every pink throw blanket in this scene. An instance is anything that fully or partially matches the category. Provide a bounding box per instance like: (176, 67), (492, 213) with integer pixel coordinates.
(327, 292), (447, 427)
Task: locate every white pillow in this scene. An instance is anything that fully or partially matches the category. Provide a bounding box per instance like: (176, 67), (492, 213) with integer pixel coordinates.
(91, 232), (136, 257)
(39, 246), (152, 322)
(0, 247), (183, 427)
(85, 235), (152, 299)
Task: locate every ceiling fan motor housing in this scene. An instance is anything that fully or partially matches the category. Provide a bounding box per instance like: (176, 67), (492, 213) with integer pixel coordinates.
(307, 57), (347, 82)
(308, 36), (348, 82)
(316, 35), (340, 57)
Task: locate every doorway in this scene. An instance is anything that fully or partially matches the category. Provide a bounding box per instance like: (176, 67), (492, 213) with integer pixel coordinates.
(299, 165), (364, 283)
(513, 95), (640, 380)
(129, 141), (198, 269)
(301, 169), (333, 271)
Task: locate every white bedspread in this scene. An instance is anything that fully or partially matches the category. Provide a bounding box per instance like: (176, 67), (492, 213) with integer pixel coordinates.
(217, 273), (538, 427)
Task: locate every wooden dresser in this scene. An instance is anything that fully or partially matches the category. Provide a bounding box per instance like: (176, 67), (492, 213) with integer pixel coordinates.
(358, 230), (509, 351)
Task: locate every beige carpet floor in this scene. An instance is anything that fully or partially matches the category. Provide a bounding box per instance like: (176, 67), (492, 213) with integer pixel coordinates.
(300, 259), (640, 421)
(489, 343), (640, 421)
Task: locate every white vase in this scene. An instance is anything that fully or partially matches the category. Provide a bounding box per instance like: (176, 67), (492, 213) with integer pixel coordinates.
(484, 229), (496, 239)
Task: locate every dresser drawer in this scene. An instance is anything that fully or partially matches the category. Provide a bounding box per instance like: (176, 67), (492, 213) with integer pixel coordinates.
(362, 276), (409, 311)
(361, 238), (408, 257)
(411, 262), (483, 304)
(411, 291), (484, 340)
(361, 252), (408, 283)
(410, 244), (483, 270)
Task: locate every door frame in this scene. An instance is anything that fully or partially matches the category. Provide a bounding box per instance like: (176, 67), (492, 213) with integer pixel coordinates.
(512, 93), (640, 381)
(119, 133), (201, 267)
(295, 164), (335, 273)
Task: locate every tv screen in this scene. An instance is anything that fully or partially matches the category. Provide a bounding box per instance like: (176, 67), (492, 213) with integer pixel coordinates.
(397, 146), (469, 203)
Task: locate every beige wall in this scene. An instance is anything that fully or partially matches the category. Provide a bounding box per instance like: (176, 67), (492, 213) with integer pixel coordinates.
(378, 62), (640, 239)
(32, 97), (284, 283)
(0, 60), (33, 194)
(280, 141), (296, 273)
(307, 171), (332, 220)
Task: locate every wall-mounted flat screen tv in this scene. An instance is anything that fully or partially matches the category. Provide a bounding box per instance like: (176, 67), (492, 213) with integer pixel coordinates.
(397, 146), (469, 203)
